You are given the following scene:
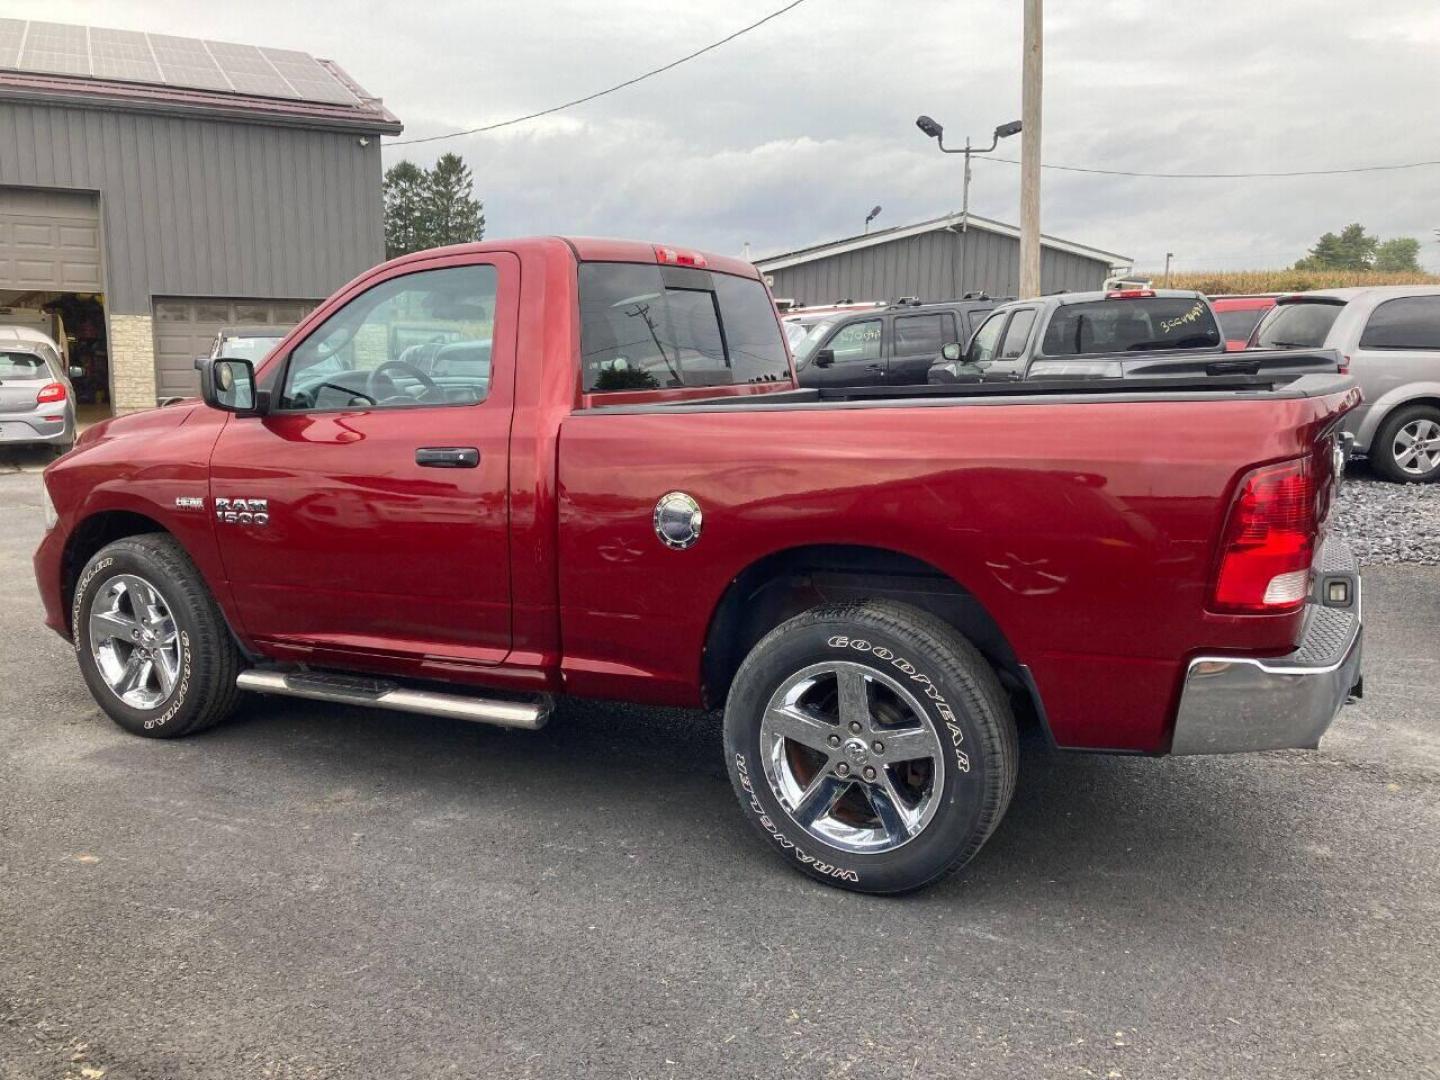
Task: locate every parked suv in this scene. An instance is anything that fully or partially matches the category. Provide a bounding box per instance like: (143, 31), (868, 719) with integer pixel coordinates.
(0, 325), (80, 456)
(786, 298), (1001, 387)
(1252, 287), (1440, 481)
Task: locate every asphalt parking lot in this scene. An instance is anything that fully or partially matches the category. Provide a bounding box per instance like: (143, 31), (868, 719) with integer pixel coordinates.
(1, 460), (1438, 1080)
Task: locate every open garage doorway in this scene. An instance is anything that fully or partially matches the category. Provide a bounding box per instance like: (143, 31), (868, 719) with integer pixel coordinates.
(0, 187), (111, 426)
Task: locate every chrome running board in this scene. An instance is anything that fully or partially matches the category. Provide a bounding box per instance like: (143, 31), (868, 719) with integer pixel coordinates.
(236, 668), (551, 730)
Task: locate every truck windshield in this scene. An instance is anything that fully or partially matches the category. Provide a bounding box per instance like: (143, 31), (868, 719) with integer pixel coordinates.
(1041, 297), (1222, 356)
(1253, 300), (1344, 349)
(580, 263), (791, 391)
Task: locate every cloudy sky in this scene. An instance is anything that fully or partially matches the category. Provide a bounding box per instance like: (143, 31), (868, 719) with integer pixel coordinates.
(17, 0), (1440, 271)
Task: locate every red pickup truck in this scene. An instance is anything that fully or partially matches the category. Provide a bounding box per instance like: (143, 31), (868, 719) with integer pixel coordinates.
(35, 237), (1364, 894)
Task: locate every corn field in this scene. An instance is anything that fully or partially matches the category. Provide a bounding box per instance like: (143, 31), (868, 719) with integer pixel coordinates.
(1136, 268), (1440, 295)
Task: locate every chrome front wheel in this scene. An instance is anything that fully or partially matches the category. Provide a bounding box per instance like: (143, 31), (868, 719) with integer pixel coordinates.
(759, 660), (946, 855)
(88, 573), (182, 710)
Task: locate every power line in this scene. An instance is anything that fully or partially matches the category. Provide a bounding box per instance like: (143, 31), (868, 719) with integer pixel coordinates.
(385, 0), (810, 149)
(976, 155), (1440, 179)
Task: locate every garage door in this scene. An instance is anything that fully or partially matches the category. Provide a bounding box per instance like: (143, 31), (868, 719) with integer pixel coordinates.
(152, 297), (318, 399)
(0, 188), (102, 293)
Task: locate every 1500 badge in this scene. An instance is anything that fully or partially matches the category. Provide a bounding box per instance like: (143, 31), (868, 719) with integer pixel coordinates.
(214, 497), (269, 527)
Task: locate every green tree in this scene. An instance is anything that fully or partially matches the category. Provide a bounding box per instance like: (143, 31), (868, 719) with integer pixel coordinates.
(383, 160), (431, 259)
(383, 155), (486, 258)
(1374, 236), (1422, 273)
(1295, 223), (1378, 271)
(425, 153), (486, 248)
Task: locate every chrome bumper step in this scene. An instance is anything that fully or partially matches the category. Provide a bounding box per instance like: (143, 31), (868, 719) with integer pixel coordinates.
(236, 668), (552, 730)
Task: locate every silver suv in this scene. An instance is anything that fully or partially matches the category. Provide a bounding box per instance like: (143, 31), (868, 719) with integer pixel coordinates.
(1253, 287), (1440, 482)
(0, 326), (79, 457)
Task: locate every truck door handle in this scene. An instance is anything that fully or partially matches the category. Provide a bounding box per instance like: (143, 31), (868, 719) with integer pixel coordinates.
(415, 446), (479, 468)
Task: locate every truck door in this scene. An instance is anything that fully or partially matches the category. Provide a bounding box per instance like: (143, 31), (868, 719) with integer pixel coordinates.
(888, 311), (954, 384)
(208, 253), (519, 667)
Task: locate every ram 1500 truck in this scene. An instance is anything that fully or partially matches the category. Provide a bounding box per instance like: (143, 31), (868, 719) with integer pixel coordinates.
(35, 237), (1364, 894)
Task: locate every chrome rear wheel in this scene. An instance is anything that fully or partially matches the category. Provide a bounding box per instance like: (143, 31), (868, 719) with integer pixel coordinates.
(759, 660), (946, 855)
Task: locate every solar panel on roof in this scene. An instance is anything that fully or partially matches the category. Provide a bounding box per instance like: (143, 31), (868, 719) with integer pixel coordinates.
(261, 47), (357, 105)
(205, 40), (295, 98)
(0, 18), (364, 108)
(90, 27), (161, 83)
(0, 19), (25, 68)
(148, 34), (231, 91)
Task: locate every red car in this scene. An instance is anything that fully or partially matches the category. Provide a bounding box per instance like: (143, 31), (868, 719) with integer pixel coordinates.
(36, 237), (1362, 893)
(1210, 294), (1280, 351)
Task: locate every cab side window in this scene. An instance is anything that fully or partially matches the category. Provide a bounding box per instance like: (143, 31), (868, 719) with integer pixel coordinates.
(966, 312), (1006, 368)
(280, 265), (497, 411)
(998, 309), (1037, 359)
(826, 319), (882, 363)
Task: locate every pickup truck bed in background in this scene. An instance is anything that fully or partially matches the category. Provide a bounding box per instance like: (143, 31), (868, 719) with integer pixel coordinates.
(35, 237), (1364, 894)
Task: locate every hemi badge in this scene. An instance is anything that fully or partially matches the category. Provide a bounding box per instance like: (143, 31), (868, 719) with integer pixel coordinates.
(174, 496), (205, 511)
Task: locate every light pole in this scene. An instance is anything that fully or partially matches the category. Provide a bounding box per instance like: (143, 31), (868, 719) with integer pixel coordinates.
(916, 116), (1021, 293)
(865, 205), (882, 234)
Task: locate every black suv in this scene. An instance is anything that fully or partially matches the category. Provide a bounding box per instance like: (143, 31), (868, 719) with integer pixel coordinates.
(784, 297), (1004, 388)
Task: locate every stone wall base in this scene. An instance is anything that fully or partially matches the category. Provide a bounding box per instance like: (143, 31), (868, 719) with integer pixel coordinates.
(108, 313), (157, 414)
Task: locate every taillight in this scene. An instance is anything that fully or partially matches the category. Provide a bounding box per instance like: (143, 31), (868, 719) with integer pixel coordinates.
(1212, 458), (1315, 613)
(1106, 289), (1156, 299)
(36, 382), (66, 405)
(1339, 354), (1351, 373)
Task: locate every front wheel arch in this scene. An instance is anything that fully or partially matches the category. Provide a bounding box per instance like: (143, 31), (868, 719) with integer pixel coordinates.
(60, 510), (170, 633)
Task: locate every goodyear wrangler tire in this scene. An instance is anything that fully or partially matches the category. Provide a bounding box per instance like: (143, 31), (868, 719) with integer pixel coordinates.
(72, 534), (241, 738)
(723, 600), (1018, 894)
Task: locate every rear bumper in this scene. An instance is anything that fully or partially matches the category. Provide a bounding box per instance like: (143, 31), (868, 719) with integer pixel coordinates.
(1171, 538), (1363, 755)
(0, 410), (73, 445)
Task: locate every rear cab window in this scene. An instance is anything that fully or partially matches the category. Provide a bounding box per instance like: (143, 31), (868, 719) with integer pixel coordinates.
(580, 263), (790, 392)
(1041, 297), (1221, 356)
(1253, 301), (1344, 349)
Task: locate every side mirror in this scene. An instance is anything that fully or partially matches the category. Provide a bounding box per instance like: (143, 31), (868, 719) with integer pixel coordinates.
(198, 356), (266, 415)
(941, 343), (962, 362)
(69, 365), (84, 379)
(813, 349), (836, 368)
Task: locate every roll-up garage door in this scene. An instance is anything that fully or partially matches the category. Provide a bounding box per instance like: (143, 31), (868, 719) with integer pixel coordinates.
(152, 297), (318, 399)
(0, 187), (102, 293)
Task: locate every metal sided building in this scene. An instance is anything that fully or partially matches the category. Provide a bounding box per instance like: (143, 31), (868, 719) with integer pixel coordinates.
(756, 212), (1129, 308)
(0, 19), (401, 414)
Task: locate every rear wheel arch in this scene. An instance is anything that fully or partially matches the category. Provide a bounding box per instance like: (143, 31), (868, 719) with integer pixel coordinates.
(700, 544), (1040, 728)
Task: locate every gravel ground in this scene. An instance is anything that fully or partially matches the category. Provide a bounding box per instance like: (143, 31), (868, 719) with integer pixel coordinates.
(1333, 464), (1440, 566)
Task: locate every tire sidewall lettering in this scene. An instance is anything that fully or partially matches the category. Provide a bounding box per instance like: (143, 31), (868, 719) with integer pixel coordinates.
(75, 555), (190, 730)
(734, 754), (860, 884)
(826, 634), (971, 774)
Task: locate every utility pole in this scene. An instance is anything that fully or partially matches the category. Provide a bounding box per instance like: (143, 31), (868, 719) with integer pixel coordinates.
(1019, 0), (1043, 298)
